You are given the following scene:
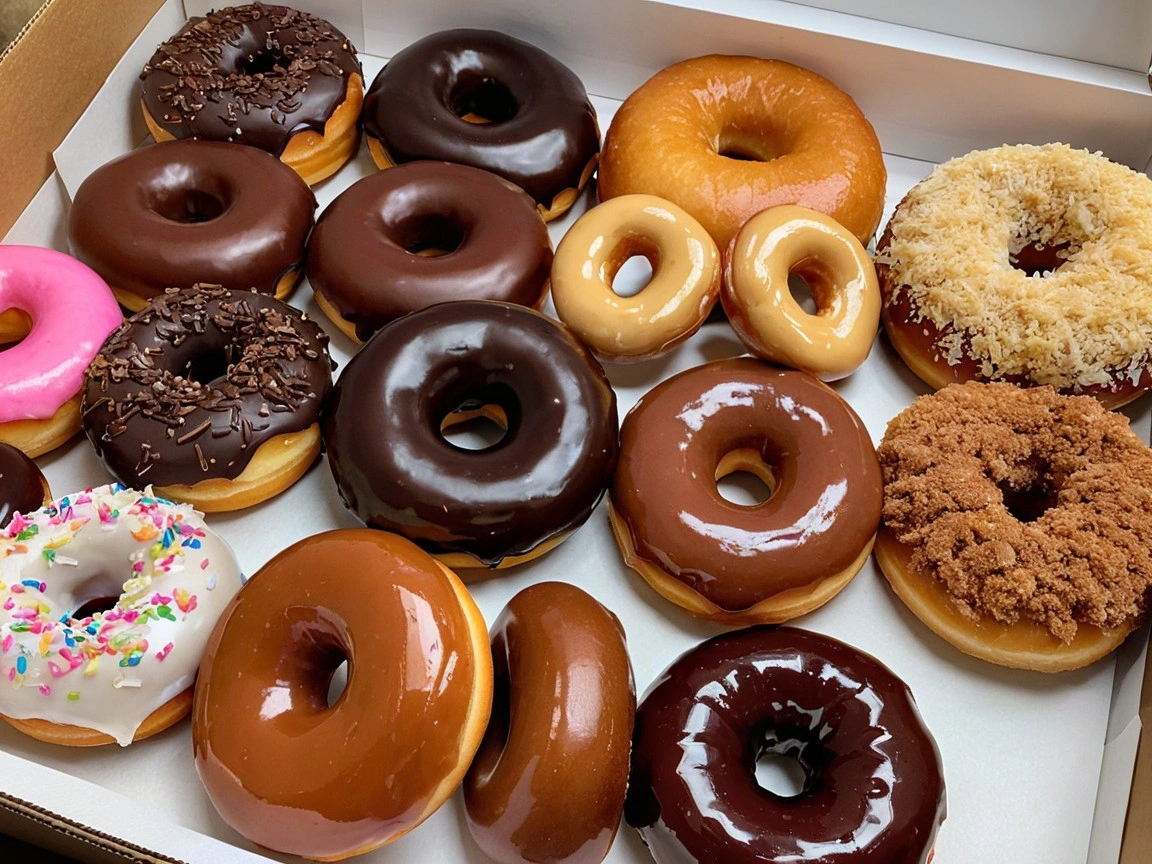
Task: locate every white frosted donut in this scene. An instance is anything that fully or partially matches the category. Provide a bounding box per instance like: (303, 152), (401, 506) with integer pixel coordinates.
(0, 484), (242, 746)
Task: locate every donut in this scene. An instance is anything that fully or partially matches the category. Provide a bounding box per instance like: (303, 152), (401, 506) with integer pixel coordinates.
(625, 625), (946, 864)
(464, 582), (635, 864)
(0, 246), (123, 458)
(192, 528), (492, 860)
(722, 205), (880, 380)
(598, 56), (886, 251)
(551, 194), (721, 362)
(0, 443), (50, 529)
(0, 484), (243, 746)
(876, 381), (1152, 672)
(68, 140), (316, 312)
(307, 161), (552, 343)
(323, 301), (618, 569)
(610, 357), (881, 624)
(82, 285), (333, 513)
(363, 29), (600, 221)
(876, 143), (1152, 408)
(140, 3), (363, 185)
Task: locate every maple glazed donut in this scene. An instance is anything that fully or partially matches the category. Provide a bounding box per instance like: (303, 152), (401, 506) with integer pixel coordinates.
(0, 484), (243, 746)
(610, 358), (881, 624)
(598, 56), (887, 251)
(877, 143), (1152, 407)
(307, 161), (552, 343)
(0, 246), (122, 458)
(140, 3), (363, 185)
(876, 381), (1152, 672)
(82, 285), (333, 513)
(723, 205), (881, 380)
(364, 29), (600, 221)
(68, 140), (316, 312)
(0, 443), (50, 528)
(464, 582), (635, 864)
(323, 301), (618, 569)
(626, 626), (946, 864)
(193, 529), (492, 860)
(551, 194), (721, 362)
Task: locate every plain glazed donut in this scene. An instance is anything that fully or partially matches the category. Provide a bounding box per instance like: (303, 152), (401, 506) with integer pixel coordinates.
(0, 246), (123, 458)
(610, 358), (881, 624)
(551, 194), (720, 362)
(625, 625), (946, 864)
(722, 205), (880, 380)
(140, 3), (363, 185)
(598, 56), (886, 251)
(464, 582), (635, 864)
(324, 301), (618, 570)
(0, 484), (243, 746)
(82, 285), (333, 512)
(364, 29), (600, 221)
(0, 443), (50, 528)
(307, 161), (552, 343)
(68, 140), (316, 312)
(193, 529), (492, 861)
(876, 143), (1152, 408)
(876, 381), (1152, 672)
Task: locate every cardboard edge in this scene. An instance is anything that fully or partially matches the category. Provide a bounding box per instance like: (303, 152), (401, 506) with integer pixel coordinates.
(1120, 637), (1152, 862)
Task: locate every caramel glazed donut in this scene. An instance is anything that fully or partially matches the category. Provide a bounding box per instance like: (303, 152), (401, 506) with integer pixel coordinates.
(82, 285), (333, 512)
(140, 3), (363, 185)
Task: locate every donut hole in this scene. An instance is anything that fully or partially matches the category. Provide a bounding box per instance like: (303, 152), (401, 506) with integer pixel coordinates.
(440, 399), (512, 452)
(997, 463), (1060, 523)
(394, 213), (466, 258)
(66, 574), (125, 621)
(239, 50), (285, 78)
(715, 448), (777, 506)
(1009, 240), (1075, 277)
(754, 733), (812, 799)
(609, 251), (657, 298)
(148, 186), (231, 224)
(0, 308), (32, 348)
(717, 128), (783, 163)
(790, 257), (839, 316)
(326, 659), (350, 708)
(450, 75), (518, 125)
(183, 347), (234, 387)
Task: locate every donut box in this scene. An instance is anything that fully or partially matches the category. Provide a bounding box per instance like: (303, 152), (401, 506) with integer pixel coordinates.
(2, 0), (1152, 862)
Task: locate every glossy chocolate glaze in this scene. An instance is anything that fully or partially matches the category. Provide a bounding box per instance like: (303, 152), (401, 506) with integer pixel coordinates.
(193, 529), (486, 859)
(465, 582), (635, 864)
(323, 301), (618, 566)
(69, 140), (315, 303)
(363, 29), (600, 206)
(307, 161), (552, 341)
(626, 626), (946, 864)
(82, 285), (332, 487)
(141, 3), (360, 155)
(612, 358), (882, 611)
(0, 443), (46, 528)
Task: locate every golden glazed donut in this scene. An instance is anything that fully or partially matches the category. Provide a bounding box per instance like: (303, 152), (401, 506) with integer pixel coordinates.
(598, 56), (886, 252)
(722, 205), (880, 380)
(876, 143), (1152, 407)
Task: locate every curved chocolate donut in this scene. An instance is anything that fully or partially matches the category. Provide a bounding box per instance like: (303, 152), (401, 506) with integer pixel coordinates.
(0, 443), (48, 529)
(323, 301), (618, 568)
(69, 140), (315, 310)
(307, 161), (552, 342)
(626, 626), (946, 864)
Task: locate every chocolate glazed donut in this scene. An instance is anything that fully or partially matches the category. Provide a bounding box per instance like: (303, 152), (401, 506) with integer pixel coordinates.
(0, 443), (48, 528)
(626, 626), (946, 864)
(307, 161), (552, 343)
(323, 301), (618, 568)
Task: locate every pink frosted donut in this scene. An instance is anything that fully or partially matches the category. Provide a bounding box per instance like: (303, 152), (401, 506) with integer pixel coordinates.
(0, 246), (122, 456)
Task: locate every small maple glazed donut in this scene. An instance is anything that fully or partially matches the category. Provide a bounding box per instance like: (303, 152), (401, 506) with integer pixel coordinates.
(0, 484), (243, 747)
(140, 3), (363, 185)
(68, 140), (316, 312)
(464, 582), (635, 864)
(610, 358), (881, 624)
(307, 161), (552, 343)
(626, 626), (946, 864)
(876, 381), (1152, 672)
(551, 194), (721, 362)
(598, 56), (886, 251)
(193, 529), (492, 860)
(364, 29), (600, 221)
(323, 301), (618, 569)
(722, 205), (880, 380)
(0, 246), (122, 458)
(82, 285), (332, 512)
(0, 443), (50, 528)
(877, 143), (1152, 408)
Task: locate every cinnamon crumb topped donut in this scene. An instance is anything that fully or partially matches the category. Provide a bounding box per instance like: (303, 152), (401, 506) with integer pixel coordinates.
(876, 381), (1152, 672)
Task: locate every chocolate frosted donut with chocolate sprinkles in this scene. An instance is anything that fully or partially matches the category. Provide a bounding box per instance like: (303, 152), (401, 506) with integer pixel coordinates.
(81, 285), (333, 512)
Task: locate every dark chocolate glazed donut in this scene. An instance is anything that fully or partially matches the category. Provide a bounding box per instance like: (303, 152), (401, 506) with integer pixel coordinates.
(0, 443), (47, 528)
(307, 161), (552, 342)
(68, 140), (315, 310)
(627, 626), (946, 864)
(323, 301), (618, 567)
(363, 29), (599, 213)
